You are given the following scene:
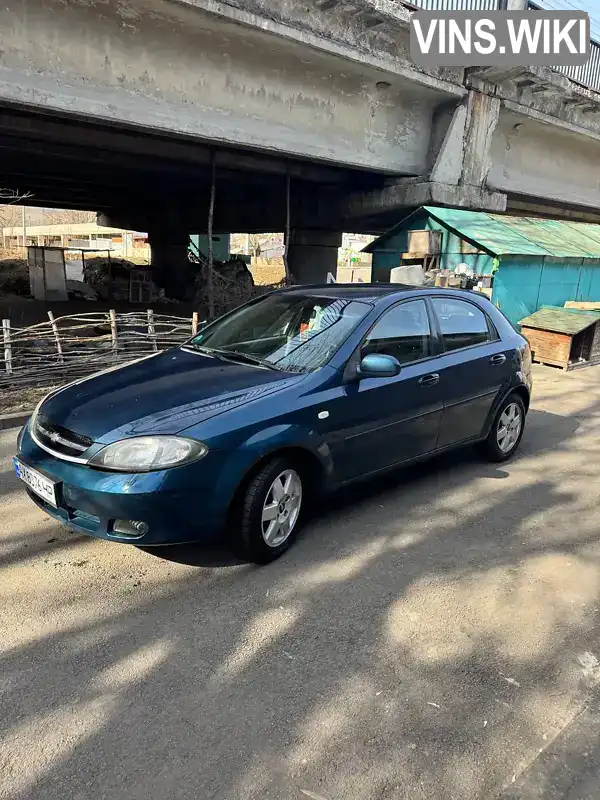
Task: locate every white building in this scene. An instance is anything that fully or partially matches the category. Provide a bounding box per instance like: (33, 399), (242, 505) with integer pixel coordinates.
(2, 222), (149, 259)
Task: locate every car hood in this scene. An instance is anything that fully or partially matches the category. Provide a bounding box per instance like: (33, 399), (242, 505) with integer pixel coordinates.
(39, 348), (303, 442)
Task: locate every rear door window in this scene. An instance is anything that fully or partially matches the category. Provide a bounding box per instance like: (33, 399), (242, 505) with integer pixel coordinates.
(431, 298), (490, 353)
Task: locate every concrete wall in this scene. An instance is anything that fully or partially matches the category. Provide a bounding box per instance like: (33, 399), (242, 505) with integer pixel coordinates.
(336, 265), (372, 283)
(0, 0), (460, 174)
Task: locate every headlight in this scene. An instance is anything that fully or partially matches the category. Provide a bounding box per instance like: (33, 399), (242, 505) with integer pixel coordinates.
(29, 390), (54, 430)
(88, 436), (208, 472)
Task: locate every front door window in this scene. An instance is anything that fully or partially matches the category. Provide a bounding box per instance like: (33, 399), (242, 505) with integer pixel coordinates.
(361, 299), (431, 364)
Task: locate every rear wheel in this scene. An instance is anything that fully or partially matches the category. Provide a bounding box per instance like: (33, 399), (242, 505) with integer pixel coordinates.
(482, 393), (526, 462)
(236, 457), (305, 564)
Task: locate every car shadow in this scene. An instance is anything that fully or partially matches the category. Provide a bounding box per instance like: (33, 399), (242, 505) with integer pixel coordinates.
(143, 407), (579, 569)
(137, 539), (248, 568)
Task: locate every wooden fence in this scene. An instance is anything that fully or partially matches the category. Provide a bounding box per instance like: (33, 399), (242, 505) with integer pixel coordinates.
(1, 310), (202, 390)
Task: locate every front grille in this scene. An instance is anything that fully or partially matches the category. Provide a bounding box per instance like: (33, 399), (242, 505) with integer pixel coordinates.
(34, 416), (94, 458)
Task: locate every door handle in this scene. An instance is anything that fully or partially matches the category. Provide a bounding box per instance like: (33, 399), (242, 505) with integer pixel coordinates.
(490, 354), (507, 366)
(418, 373), (440, 387)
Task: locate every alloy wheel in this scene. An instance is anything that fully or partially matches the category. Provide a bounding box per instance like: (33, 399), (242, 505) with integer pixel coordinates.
(496, 402), (523, 454)
(261, 469), (303, 547)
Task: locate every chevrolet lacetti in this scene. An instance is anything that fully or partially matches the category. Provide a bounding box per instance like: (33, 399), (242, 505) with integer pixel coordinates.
(15, 285), (532, 563)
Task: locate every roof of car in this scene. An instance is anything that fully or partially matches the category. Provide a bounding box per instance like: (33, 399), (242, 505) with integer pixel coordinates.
(280, 283), (417, 301)
(280, 283), (486, 303)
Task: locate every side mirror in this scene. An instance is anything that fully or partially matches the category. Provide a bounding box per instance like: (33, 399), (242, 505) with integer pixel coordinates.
(357, 353), (401, 380)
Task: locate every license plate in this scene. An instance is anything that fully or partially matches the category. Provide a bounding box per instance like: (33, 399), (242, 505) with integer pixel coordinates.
(14, 458), (58, 507)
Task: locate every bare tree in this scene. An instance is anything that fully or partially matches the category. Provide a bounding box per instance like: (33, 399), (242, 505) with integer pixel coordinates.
(40, 208), (95, 225)
(230, 233), (284, 258)
(0, 189), (33, 203)
(0, 190), (34, 249)
(0, 203), (23, 231)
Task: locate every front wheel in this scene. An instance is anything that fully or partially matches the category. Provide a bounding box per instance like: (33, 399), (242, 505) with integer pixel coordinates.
(482, 393), (526, 462)
(236, 457), (305, 564)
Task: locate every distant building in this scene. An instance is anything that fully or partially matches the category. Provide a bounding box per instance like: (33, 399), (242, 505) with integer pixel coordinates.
(2, 222), (149, 259)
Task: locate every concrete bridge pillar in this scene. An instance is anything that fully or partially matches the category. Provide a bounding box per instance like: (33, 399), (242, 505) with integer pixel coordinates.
(286, 229), (342, 284)
(147, 226), (192, 301)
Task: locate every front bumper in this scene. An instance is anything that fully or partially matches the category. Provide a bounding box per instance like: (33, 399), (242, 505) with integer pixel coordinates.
(16, 424), (232, 545)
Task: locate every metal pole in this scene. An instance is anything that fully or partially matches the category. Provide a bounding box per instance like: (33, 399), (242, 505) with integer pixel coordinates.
(21, 205), (26, 247)
(283, 171), (292, 285)
(207, 152), (216, 320)
(2, 319), (12, 375)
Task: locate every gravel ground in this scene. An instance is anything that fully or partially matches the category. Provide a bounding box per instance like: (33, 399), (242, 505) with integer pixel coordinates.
(1, 364), (600, 800)
(0, 386), (55, 415)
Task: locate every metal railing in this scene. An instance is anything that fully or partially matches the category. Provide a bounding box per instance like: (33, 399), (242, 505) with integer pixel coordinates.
(404, 0), (600, 91)
(554, 43), (600, 92)
(528, 2), (600, 92)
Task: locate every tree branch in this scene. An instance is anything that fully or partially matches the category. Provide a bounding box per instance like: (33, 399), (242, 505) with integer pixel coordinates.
(0, 188), (34, 204)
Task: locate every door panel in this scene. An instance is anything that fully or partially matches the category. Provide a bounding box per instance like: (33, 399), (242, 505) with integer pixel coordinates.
(435, 345), (511, 447)
(333, 363), (444, 481)
(325, 299), (443, 482)
(430, 297), (512, 448)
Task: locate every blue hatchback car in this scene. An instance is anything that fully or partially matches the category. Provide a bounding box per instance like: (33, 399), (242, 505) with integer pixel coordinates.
(15, 284), (532, 562)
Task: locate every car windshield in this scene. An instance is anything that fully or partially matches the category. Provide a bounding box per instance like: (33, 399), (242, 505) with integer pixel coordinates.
(188, 293), (371, 373)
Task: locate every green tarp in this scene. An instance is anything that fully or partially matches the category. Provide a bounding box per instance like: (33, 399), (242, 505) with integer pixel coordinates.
(423, 207), (600, 259)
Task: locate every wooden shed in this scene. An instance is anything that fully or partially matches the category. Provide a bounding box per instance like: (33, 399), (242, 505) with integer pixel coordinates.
(519, 306), (600, 371)
(362, 207), (600, 328)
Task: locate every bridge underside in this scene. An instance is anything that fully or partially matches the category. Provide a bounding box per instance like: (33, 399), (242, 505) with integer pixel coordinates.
(2, 0), (600, 296)
(0, 107), (382, 233)
(4, 104), (600, 238)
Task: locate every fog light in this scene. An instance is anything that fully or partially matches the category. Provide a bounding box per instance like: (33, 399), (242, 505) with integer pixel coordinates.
(111, 519), (149, 538)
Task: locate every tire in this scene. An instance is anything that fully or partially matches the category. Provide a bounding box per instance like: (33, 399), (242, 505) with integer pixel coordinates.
(236, 456), (305, 564)
(481, 392), (526, 462)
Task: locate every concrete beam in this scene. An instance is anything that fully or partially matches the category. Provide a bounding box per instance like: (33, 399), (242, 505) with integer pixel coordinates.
(0, 110), (353, 184)
(489, 108), (600, 211)
(337, 180), (506, 222)
(506, 195), (600, 224)
(0, 0), (463, 175)
(182, 0), (464, 92)
(468, 66), (600, 143)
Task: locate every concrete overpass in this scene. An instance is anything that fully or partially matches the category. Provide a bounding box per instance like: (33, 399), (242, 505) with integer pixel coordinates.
(3, 0), (600, 294)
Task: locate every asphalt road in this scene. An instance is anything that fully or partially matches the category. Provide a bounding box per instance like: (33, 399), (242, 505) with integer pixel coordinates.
(2, 365), (600, 800)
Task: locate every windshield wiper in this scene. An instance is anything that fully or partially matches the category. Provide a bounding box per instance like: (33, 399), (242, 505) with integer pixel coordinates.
(215, 349), (282, 371)
(186, 343), (213, 353)
(185, 343), (228, 359)
(186, 342), (282, 371)
(190, 344), (280, 371)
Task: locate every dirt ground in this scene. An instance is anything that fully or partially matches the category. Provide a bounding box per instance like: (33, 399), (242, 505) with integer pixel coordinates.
(0, 386), (56, 414)
(249, 260), (285, 285)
